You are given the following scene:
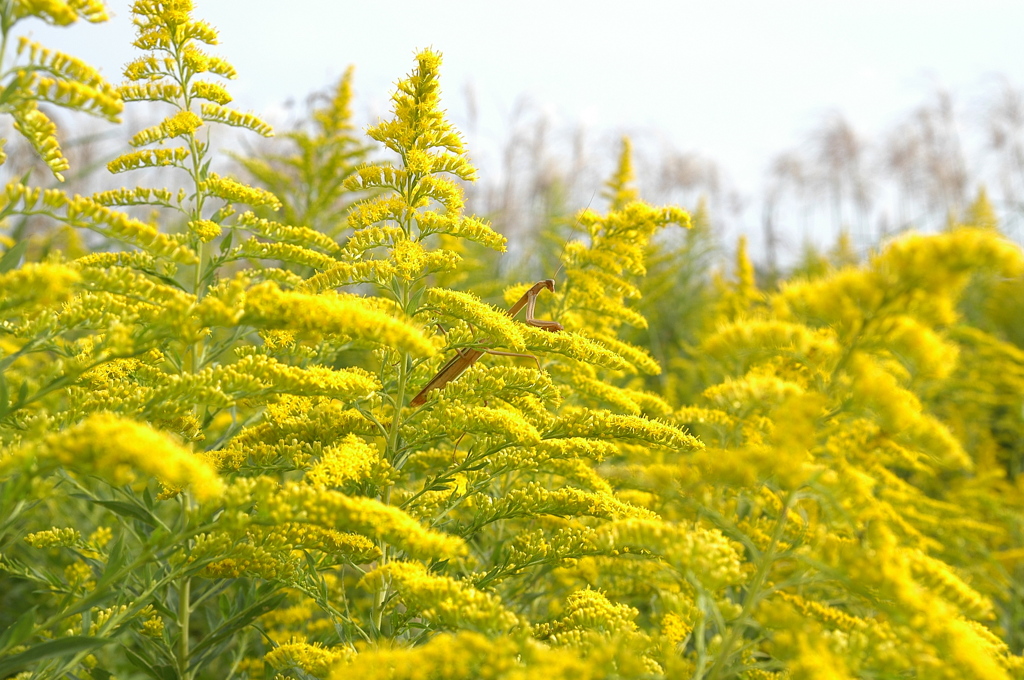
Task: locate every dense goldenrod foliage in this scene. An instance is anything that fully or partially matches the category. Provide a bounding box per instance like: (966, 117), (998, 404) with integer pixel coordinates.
(1, 3), (1023, 679)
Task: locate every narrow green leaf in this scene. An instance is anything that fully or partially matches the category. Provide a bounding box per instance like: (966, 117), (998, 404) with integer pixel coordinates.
(190, 591), (287, 661)
(0, 371), (9, 418)
(0, 636), (109, 677)
(219, 228), (234, 254)
(0, 240), (27, 273)
(98, 533), (128, 587)
(0, 606), (37, 652)
(89, 498), (158, 526)
(124, 646), (175, 680)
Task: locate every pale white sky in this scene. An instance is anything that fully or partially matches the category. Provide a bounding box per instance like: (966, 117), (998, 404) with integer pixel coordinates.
(27, 1), (1024, 249)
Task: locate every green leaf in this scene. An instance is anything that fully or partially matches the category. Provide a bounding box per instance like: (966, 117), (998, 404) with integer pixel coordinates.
(409, 283), (426, 311)
(98, 532), (128, 586)
(88, 498), (158, 526)
(0, 636), (109, 677)
(0, 371), (9, 418)
(219, 228), (234, 254)
(0, 80), (22, 107)
(190, 590), (287, 663)
(124, 646), (176, 680)
(0, 606), (37, 652)
(0, 240), (27, 273)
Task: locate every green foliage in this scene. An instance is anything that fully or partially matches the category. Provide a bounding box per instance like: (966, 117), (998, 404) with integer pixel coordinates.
(233, 65), (375, 237)
(1, 4), (1024, 680)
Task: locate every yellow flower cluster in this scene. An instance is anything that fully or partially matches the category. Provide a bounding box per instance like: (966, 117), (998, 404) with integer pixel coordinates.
(187, 218), (221, 242)
(215, 354), (381, 401)
(417, 212), (506, 251)
(334, 632), (602, 680)
(242, 281), (434, 357)
(118, 81), (183, 102)
(474, 482), (657, 528)
(201, 172), (281, 210)
(305, 434), (381, 488)
(190, 80), (232, 105)
(534, 588), (639, 643)
(141, 614), (164, 637)
(413, 398), (542, 445)
(25, 527), (80, 548)
(362, 561), (522, 633)
(10, 105), (69, 180)
(66, 195), (196, 263)
(366, 50), (465, 162)
(518, 324), (630, 371)
(552, 407), (702, 451)
(659, 612), (692, 646)
(2, 413), (225, 501)
(2, 35), (121, 177)
(0, 262), (79, 313)
(426, 288), (526, 350)
(200, 103), (273, 136)
(236, 211), (343, 256)
(235, 478), (466, 560)
(595, 519), (746, 589)
(265, 639), (352, 677)
(13, 0), (109, 24)
(236, 237), (337, 270)
(91, 186), (179, 207)
(107, 147), (191, 174)
(129, 109), (202, 146)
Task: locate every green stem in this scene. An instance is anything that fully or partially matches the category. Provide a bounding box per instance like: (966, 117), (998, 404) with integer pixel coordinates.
(178, 576), (191, 680)
(0, 21), (10, 76)
(704, 491), (792, 680)
(371, 281), (413, 636)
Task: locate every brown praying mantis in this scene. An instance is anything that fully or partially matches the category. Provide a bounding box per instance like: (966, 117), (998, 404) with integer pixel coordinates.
(409, 279), (563, 406)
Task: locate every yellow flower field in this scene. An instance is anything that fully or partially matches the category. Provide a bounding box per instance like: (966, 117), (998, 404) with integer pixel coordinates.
(1, 2), (1022, 679)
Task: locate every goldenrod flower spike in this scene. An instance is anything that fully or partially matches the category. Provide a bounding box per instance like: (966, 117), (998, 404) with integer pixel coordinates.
(346, 49), (501, 250)
(110, 0), (277, 251)
(0, 22), (122, 180)
(0, 413), (225, 502)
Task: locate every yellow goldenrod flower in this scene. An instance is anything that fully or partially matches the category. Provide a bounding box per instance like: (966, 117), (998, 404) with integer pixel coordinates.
(236, 211), (343, 256)
(660, 612), (692, 646)
(10, 104), (69, 180)
(201, 103), (273, 137)
(201, 172), (281, 209)
(426, 287), (526, 350)
(333, 632), (598, 680)
(361, 561), (523, 634)
(9, 413), (226, 502)
(187, 218), (221, 242)
(107, 147), (190, 174)
(141, 615), (164, 637)
(305, 434), (380, 488)
(25, 527), (80, 548)
(0, 261), (80, 312)
(535, 588), (640, 641)
(265, 639), (352, 677)
(595, 518), (745, 589)
(243, 281), (434, 357)
(233, 478), (466, 560)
